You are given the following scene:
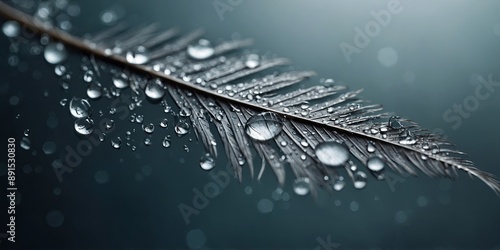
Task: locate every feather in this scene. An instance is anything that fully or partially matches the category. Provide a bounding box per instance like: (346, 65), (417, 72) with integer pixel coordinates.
(1, 1), (499, 197)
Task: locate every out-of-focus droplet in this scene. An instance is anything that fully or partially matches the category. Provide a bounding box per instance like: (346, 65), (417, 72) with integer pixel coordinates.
(293, 177), (311, 196)
(2, 21), (20, 37)
(44, 42), (67, 64)
(187, 39), (214, 60)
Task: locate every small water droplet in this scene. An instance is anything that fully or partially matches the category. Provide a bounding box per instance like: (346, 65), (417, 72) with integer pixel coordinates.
(74, 117), (94, 135)
(245, 54), (260, 69)
(314, 141), (349, 167)
(388, 115), (402, 129)
(69, 97), (91, 118)
(42, 141), (57, 155)
(142, 123), (154, 134)
(105, 119), (114, 130)
(110, 137), (121, 149)
(86, 83), (102, 99)
(200, 153), (215, 170)
(353, 171), (367, 189)
(20, 137), (31, 150)
(366, 156), (385, 173)
(187, 39), (214, 60)
(126, 46), (149, 64)
(332, 176), (345, 191)
(23, 128), (30, 136)
(44, 42), (67, 64)
(300, 139), (309, 147)
(59, 98), (68, 107)
(83, 70), (94, 82)
(2, 21), (20, 37)
(293, 177), (311, 196)
(159, 118), (169, 128)
(367, 143), (376, 153)
(245, 112), (283, 141)
(54, 65), (66, 76)
(175, 120), (190, 136)
(144, 137), (152, 146)
(144, 79), (166, 101)
(179, 107), (192, 117)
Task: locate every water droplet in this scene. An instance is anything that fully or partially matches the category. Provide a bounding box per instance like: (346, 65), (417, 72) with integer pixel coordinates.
(300, 139), (309, 147)
(245, 112), (283, 141)
(378, 47), (398, 67)
(23, 129), (30, 136)
(366, 156), (385, 172)
(162, 137), (171, 148)
(105, 119), (114, 130)
(135, 114), (144, 124)
(144, 79), (165, 101)
(200, 153), (215, 170)
(179, 107), (192, 117)
(112, 73), (129, 89)
(142, 123), (154, 134)
(2, 21), (20, 37)
(175, 120), (190, 136)
(86, 83), (102, 99)
(20, 137), (31, 150)
(94, 170), (109, 184)
(388, 115), (402, 129)
(417, 196), (428, 207)
(293, 177), (311, 196)
(69, 97), (91, 118)
(159, 118), (169, 128)
(353, 171), (367, 189)
(332, 176), (345, 191)
(74, 117), (94, 135)
(46, 210), (64, 227)
(399, 129), (417, 145)
(349, 201), (359, 212)
(280, 141), (287, 147)
(395, 211), (408, 223)
(111, 137), (121, 149)
(314, 141), (349, 167)
(44, 42), (67, 64)
(257, 198), (274, 214)
(59, 98), (68, 107)
(245, 54), (260, 69)
(187, 39), (214, 60)
(54, 65), (66, 76)
(83, 70), (94, 82)
(186, 229), (207, 250)
(126, 46), (149, 64)
(42, 141), (57, 155)
(367, 142), (376, 153)
(144, 138), (152, 146)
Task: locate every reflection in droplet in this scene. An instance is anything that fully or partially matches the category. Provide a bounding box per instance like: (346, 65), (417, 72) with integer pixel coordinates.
(44, 42), (67, 64)
(175, 120), (190, 136)
(315, 141), (349, 167)
(187, 39), (214, 60)
(293, 177), (311, 196)
(245, 112), (283, 141)
(200, 153), (215, 171)
(353, 171), (367, 189)
(74, 117), (94, 135)
(142, 123), (155, 134)
(86, 83), (102, 99)
(112, 73), (129, 89)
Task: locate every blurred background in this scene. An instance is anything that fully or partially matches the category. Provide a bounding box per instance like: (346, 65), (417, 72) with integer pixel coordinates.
(1, 0), (500, 249)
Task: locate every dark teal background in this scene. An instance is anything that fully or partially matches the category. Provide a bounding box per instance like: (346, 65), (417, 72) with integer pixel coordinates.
(1, 0), (500, 249)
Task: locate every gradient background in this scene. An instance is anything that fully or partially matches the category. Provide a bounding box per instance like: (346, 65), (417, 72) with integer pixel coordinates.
(1, 0), (500, 249)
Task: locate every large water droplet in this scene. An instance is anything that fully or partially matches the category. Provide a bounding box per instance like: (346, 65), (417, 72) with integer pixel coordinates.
(144, 79), (166, 101)
(112, 73), (129, 89)
(142, 123), (154, 134)
(2, 21), (20, 37)
(245, 112), (283, 141)
(175, 120), (190, 136)
(187, 39), (214, 60)
(366, 156), (385, 172)
(44, 42), (67, 64)
(353, 171), (367, 189)
(86, 83), (102, 99)
(69, 97), (91, 118)
(74, 117), (94, 135)
(315, 141), (349, 167)
(293, 177), (311, 196)
(200, 153), (215, 171)
(126, 46), (149, 64)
